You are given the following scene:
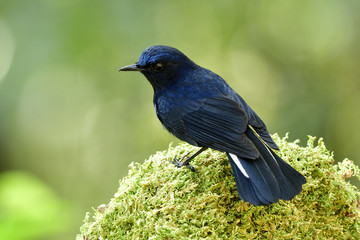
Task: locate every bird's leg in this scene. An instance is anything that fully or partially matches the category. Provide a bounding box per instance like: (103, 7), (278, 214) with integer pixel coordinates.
(171, 147), (207, 173)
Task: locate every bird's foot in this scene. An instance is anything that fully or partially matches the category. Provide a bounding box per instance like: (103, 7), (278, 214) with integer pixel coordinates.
(170, 151), (199, 175)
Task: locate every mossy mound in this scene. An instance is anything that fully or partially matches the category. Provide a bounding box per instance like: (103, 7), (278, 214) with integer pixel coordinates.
(77, 135), (360, 239)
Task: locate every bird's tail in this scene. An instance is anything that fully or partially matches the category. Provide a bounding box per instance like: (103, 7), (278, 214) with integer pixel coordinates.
(227, 128), (306, 206)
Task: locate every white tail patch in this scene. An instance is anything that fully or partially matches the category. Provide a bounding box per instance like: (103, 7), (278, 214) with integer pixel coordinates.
(229, 153), (249, 178)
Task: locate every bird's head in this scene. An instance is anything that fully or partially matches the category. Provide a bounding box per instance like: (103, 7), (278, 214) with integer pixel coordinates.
(119, 45), (196, 90)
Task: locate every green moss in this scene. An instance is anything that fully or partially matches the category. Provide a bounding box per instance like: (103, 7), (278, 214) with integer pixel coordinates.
(77, 135), (360, 239)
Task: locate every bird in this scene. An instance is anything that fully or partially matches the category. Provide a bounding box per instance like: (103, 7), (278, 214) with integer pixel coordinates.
(119, 45), (306, 206)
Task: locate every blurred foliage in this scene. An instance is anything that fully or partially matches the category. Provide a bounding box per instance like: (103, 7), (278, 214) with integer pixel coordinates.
(0, 171), (69, 240)
(0, 0), (359, 238)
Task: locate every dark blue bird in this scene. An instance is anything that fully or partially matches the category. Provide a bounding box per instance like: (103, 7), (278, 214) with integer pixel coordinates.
(119, 45), (306, 206)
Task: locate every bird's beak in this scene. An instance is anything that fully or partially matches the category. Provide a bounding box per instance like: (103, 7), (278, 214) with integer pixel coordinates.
(119, 64), (142, 72)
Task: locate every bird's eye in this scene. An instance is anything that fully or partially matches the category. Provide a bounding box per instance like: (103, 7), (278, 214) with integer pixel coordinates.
(152, 62), (164, 72)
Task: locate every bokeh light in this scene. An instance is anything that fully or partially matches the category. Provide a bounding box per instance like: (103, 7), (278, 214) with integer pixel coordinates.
(0, 1), (359, 239)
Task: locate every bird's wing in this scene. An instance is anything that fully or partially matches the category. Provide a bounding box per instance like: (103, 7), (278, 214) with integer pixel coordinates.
(178, 96), (260, 159)
(246, 107), (280, 150)
(231, 94), (279, 150)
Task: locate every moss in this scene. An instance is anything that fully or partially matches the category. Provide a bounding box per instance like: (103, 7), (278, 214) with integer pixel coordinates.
(76, 135), (360, 240)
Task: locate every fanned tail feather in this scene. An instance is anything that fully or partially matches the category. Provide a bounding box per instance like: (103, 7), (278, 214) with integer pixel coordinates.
(227, 128), (306, 206)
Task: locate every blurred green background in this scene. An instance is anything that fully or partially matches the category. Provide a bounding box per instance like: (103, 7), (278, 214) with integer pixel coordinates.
(0, 0), (359, 239)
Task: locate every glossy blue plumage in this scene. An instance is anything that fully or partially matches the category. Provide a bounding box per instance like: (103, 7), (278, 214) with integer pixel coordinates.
(120, 45), (306, 206)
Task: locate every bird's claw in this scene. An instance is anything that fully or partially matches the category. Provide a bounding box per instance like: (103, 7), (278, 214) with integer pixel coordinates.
(170, 156), (199, 175)
(170, 156), (182, 167)
(186, 165), (199, 175)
